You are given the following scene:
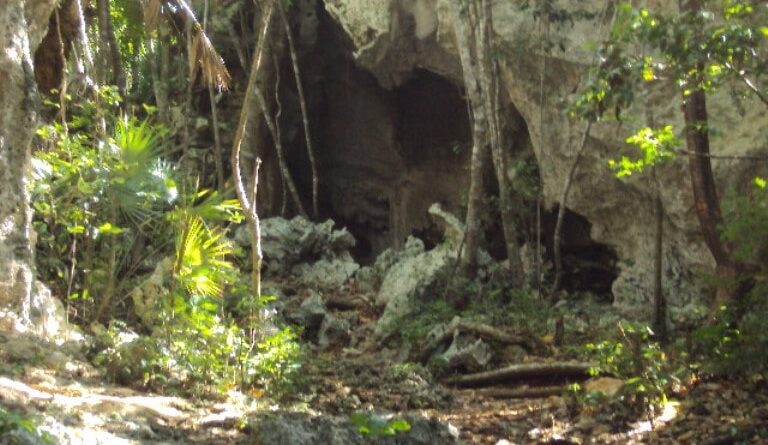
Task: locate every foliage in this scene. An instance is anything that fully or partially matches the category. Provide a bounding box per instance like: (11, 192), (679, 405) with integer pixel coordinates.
(248, 327), (306, 399)
(569, 0), (768, 129)
(350, 412), (411, 437)
(692, 179), (768, 375)
(692, 296), (768, 376)
(33, 103), (174, 320)
(35, 91), (303, 398)
(0, 406), (51, 445)
(582, 323), (682, 418)
(608, 125), (680, 177)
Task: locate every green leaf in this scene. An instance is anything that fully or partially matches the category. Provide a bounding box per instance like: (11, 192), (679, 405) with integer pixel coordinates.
(98, 222), (125, 235)
(389, 418), (412, 433)
(67, 225), (85, 234)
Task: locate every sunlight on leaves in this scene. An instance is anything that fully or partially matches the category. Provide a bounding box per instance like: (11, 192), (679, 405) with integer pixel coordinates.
(609, 126), (680, 177)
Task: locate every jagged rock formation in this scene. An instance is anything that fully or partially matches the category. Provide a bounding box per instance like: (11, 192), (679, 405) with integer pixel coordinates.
(0, 0), (60, 335)
(313, 0), (768, 316)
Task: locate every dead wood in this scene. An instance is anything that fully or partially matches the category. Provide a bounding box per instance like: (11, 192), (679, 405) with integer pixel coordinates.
(443, 362), (594, 387)
(460, 385), (564, 399)
(418, 316), (538, 363)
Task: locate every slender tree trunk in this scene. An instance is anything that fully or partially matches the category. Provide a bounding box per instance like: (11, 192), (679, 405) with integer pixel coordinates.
(552, 122), (592, 295)
(231, 0), (276, 296)
(475, 0), (523, 283)
(682, 88), (736, 304)
(149, 27), (171, 124)
(451, 0), (488, 277)
(653, 168), (667, 342)
(681, 0), (736, 307)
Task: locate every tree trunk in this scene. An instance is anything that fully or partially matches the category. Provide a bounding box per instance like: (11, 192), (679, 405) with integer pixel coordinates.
(653, 169), (667, 342)
(680, 0), (737, 307)
(231, 0), (276, 296)
(96, 0), (125, 95)
(451, 0), (489, 277)
(552, 121), (592, 295)
(0, 0), (57, 324)
(682, 88), (736, 305)
(478, 0), (524, 283)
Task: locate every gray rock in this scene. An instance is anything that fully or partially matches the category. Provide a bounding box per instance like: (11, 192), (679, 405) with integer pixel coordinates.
(237, 216), (359, 289)
(290, 293), (327, 336)
(292, 255), (360, 289)
(355, 236), (426, 294)
(374, 244), (454, 341)
(250, 411), (459, 445)
(439, 335), (491, 372)
(318, 314), (351, 349)
(130, 257), (174, 329)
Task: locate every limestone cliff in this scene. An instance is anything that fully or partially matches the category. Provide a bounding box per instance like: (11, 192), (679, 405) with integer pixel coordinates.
(315, 0), (768, 316)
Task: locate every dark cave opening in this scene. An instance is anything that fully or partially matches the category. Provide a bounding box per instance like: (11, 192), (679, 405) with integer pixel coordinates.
(543, 207), (619, 300)
(289, 2), (618, 298)
(302, 5), (474, 264)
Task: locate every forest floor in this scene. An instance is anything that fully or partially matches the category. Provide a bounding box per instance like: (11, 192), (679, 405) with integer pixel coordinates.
(2, 289), (768, 444)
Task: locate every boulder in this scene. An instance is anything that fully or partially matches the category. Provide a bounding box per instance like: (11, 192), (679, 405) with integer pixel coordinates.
(289, 293), (327, 339)
(130, 257), (174, 328)
(354, 236), (426, 294)
(292, 255), (359, 289)
(438, 335), (491, 373)
(373, 244), (454, 341)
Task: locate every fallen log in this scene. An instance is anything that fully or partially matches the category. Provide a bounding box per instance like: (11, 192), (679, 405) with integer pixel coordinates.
(418, 316), (539, 362)
(460, 385), (564, 399)
(443, 362), (595, 387)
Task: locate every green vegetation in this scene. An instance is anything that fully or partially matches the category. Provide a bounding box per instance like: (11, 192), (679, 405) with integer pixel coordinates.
(350, 412), (411, 437)
(0, 407), (51, 445)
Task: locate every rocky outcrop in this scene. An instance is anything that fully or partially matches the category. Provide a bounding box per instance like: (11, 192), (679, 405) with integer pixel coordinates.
(320, 0), (768, 316)
(250, 411), (460, 445)
(0, 0), (59, 334)
(236, 216), (360, 289)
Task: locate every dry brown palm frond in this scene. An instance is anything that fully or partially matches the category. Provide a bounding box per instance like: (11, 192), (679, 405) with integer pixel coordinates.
(190, 27), (232, 90)
(171, 0), (231, 90)
(143, 0), (164, 31)
(144, 0), (231, 90)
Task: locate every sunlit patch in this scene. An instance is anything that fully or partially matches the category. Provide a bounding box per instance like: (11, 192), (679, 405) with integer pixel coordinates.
(628, 400), (679, 437)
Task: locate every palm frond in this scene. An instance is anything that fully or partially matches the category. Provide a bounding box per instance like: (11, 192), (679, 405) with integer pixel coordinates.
(111, 117), (172, 223)
(143, 0), (231, 89)
(190, 28), (232, 91)
(176, 215), (236, 298)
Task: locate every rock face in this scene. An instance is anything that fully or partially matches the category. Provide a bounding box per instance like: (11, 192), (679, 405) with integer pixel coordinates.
(318, 0), (768, 315)
(0, 0), (58, 332)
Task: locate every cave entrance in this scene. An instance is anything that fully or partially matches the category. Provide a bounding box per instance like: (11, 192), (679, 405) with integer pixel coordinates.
(543, 207), (619, 300)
